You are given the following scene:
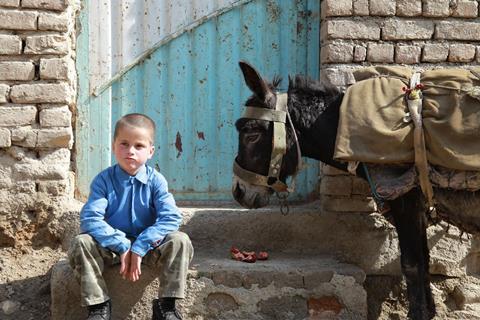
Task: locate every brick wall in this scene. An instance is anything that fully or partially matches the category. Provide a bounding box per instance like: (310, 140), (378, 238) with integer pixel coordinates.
(319, 0), (480, 212)
(0, 0), (77, 246)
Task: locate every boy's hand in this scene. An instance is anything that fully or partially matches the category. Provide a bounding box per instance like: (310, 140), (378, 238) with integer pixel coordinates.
(128, 252), (142, 282)
(119, 250), (131, 279)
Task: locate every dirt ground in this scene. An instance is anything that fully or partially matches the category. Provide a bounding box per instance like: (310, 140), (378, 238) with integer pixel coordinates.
(0, 246), (66, 320)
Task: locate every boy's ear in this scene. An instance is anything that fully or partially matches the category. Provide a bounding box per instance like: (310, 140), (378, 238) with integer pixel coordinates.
(148, 145), (155, 159)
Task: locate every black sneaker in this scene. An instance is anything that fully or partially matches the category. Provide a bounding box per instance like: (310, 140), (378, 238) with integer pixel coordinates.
(152, 299), (182, 320)
(87, 300), (111, 320)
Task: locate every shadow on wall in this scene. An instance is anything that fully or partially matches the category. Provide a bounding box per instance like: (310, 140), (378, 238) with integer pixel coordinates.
(365, 275), (407, 319)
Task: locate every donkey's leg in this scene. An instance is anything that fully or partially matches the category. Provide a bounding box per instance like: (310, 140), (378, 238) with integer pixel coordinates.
(390, 189), (435, 320)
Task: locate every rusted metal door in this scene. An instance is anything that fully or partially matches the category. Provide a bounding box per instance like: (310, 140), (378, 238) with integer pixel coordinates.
(77, 0), (320, 201)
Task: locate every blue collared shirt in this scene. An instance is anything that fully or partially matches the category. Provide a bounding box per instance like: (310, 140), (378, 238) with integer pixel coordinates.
(80, 164), (182, 257)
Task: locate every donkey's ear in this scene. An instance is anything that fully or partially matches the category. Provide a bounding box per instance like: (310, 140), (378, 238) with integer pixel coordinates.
(239, 61), (272, 102)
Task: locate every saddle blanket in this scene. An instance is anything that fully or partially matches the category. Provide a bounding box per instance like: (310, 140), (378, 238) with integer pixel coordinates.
(366, 164), (480, 201)
(334, 66), (480, 171)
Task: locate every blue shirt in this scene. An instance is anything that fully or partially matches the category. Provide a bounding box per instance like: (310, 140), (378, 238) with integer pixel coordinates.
(80, 164), (182, 257)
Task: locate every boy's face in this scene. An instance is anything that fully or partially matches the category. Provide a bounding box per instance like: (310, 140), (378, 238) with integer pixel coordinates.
(112, 126), (155, 176)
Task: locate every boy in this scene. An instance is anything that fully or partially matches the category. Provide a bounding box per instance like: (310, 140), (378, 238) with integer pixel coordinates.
(69, 113), (193, 320)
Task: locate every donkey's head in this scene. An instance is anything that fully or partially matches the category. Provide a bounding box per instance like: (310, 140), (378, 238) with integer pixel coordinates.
(232, 61), (300, 209)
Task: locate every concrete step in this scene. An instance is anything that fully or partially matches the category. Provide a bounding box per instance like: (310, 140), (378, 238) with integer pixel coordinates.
(180, 203), (399, 275)
(51, 255), (367, 320)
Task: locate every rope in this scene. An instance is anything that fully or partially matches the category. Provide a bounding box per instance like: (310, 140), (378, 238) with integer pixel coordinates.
(407, 72), (435, 210)
(362, 163), (386, 212)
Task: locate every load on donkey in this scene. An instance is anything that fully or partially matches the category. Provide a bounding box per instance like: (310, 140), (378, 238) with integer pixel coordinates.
(231, 61), (480, 319)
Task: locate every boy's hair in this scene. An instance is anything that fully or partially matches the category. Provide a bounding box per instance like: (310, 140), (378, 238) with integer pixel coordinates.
(114, 113), (156, 144)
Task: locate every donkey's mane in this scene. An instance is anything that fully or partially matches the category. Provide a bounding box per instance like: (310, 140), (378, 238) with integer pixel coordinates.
(285, 74), (343, 130)
(241, 73), (343, 131)
(288, 74), (340, 98)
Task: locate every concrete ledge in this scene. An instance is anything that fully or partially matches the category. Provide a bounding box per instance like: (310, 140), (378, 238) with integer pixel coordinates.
(51, 255), (367, 319)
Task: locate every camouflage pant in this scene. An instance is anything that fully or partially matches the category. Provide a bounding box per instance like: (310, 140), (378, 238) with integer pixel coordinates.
(68, 231), (193, 306)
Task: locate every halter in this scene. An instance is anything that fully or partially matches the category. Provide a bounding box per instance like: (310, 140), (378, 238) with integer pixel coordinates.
(233, 93), (302, 193)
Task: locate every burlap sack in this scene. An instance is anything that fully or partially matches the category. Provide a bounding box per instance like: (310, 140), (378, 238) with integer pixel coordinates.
(334, 66), (480, 171)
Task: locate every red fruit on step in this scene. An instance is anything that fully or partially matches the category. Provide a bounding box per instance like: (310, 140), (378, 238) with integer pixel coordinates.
(258, 251), (269, 260)
(242, 252), (257, 263)
(230, 246), (243, 261)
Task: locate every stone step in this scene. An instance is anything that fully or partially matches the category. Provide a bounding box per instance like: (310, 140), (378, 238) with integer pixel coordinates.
(181, 203), (399, 275)
(51, 255), (367, 320)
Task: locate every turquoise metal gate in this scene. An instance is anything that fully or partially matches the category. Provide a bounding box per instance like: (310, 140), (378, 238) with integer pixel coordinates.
(76, 0), (320, 201)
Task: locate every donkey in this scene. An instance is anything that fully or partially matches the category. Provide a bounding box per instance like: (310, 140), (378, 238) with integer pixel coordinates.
(232, 61), (480, 319)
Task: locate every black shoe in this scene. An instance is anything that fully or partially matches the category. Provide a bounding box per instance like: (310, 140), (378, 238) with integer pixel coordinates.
(152, 299), (182, 320)
(87, 300), (111, 320)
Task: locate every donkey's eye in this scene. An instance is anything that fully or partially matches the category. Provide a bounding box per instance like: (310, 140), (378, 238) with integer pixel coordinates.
(244, 133), (260, 143)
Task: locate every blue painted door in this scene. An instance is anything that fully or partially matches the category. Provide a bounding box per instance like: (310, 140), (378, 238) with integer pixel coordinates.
(76, 0), (320, 201)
